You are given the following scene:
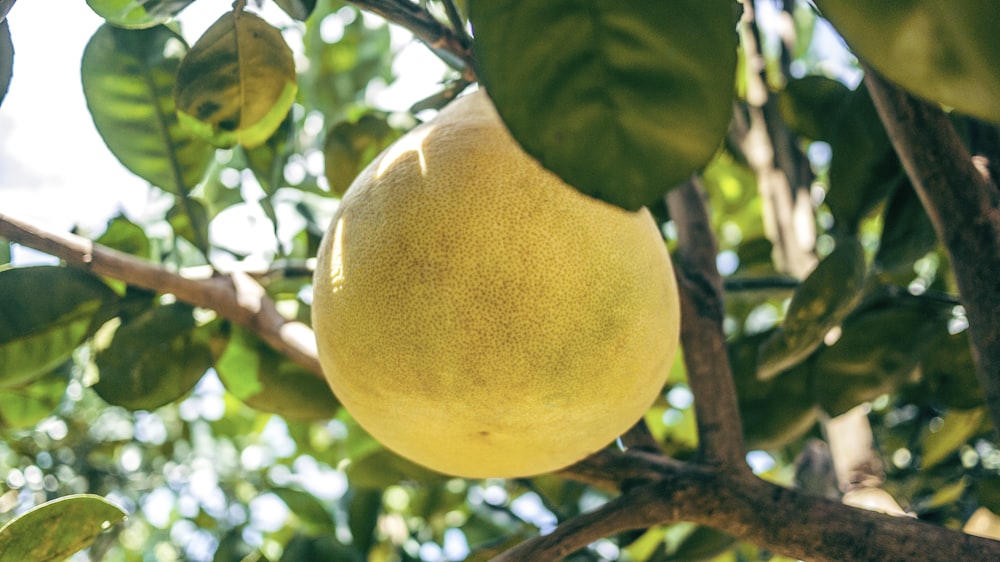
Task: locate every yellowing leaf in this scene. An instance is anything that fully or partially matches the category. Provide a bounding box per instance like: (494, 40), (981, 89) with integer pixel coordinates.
(0, 494), (126, 562)
(174, 10), (297, 148)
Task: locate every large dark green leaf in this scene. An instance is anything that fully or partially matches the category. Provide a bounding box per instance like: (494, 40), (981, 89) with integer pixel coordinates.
(0, 267), (117, 388)
(0, 494), (127, 562)
(0, 19), (11, 107)
(815, 1), (1000, 123)
(214, 325), (338, 420)
(82, 24), (213, 194)
(757, 237), (866, 380)
(174, 11), (297, 149)
(86, 0), (196, 29)
(469, 0), (738, 210)
(875, 181), (937, 272)
(94, 302), (213, 410)
(0, 363), (71, 429)
(815, 302), (947, 416)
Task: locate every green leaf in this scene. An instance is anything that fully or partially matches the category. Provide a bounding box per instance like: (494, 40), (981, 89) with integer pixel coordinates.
(166, 198), (210, 256)
(94, 302), (212, 410)
(271, 487), (336, 535)
(815, 302), (947, 416)
(0, 19), (10, 107)
(323, 113), (400, 196)
(174, 10), (298, 149)
(0, 267), (117, 388)
(82, 24), (213, 195)
(347, 489), (381, 555)
(922, 408), (986, 469)
(757, 237), (866, 380)
(86, 0), (196, 29)
(0, 0), (14, 22)
(97, 214), (152, 259)
(0, 494), (127, 562)
(0, 364), (71, 429)
(469, 0), (737, 210)
(875, 182), (937, 272)
(825, 84), (902, 231)
(245, 112), (295, 195)
(922, 331), (983, 410)
(274, 0), (317, 21)
(815, 1), (1000, 123)
(346, 448), (445, 489)
(777, 75), (851, 141)
(669, 525), (736, 561)
(280, 534), (362, 562)
(214, 325), (338, 421)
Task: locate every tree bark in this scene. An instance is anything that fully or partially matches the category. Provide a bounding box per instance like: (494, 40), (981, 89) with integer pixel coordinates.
(864, 69), (1000, 434)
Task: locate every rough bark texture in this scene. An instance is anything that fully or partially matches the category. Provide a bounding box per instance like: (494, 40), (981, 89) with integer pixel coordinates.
(864, 69), (1000, 435)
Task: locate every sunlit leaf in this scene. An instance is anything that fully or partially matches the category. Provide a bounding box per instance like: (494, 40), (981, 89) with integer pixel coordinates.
(214, 325), (338, 420)
(0, 266), (117, 388)
(274, 0), (317, 21)
(0, 363), (70, 429)
(469, 0), (738, 210)
(875, 182), (937, 272)
(174, 10), (297, 149)
(323, 113), (400, 196)
(94, 302), (212, 410)
(86, 0), (196, 29)
(922, 408), (987, 469)
(97, 214), (152, 259)
(757, 237), (866, 380)
(0, 19), (11, 107)
(0, 494), (127, 562)
(815, 1), (1000, 123)
(82, 24), (213, 195)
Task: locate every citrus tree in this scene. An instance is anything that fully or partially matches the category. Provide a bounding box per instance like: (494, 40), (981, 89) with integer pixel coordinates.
(2, 1), (1000, 561)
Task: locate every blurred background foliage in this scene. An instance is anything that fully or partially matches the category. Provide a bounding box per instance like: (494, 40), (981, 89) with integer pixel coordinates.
(0, 0), (998, 560)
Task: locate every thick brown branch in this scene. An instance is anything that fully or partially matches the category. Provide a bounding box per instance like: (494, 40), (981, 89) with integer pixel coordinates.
(0, 212), (323, 378)
(345, 0), (476, 81)
(666, 179), (748, 469)
(863, 69), (1000, 434)
(499, 452), (1000, 562)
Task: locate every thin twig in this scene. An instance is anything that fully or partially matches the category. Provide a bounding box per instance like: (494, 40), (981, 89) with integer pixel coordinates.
(0, 212), (324, 379)
(864, 67), (1000, 435)
(666, 178), (748, 469)
(440, 0), (471, 49)
(345, 0), (476, 81)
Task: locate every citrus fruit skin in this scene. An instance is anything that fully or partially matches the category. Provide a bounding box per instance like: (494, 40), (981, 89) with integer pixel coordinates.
(312, 89), (680, 478)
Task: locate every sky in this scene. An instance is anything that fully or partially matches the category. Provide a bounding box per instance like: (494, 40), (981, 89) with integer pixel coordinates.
(0, 0), (448, 241)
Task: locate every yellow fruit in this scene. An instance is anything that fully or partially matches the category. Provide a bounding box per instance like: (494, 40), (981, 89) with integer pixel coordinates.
(312, 89), (680, 478)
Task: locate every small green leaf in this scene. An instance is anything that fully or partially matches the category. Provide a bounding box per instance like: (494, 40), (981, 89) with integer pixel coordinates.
(0, 267), (117, 388)
(323, 113), (401, 196)
(281, 534), (363, 562)
(0, 364), (70, 429)
(875, 182), (937, 272)
(469, 0), (738, 210)
(82, 24), (213, 195)
(0, 494), (127, 562)
(245, 112), (295, 195)
(214, 325), (338, 420)
(777, 75), (851, 141)
(94, 302), (212, 410)
(346, 448), (445, 489)
(347, 489), (381, 555)
(166, 198), (210, 256)
(97, 214), (152, 259)
(669, 525), (736, 561)
(815, 1), (1000, 123)
(273, 0), (316, 21)
(271, 487), (336, 535)
(86, 0), (196, 29)
(174, 10), (298, 149)
(922, 408), (986, 469)
(0, 19), (10, 108)
(757, 237), (866, 380)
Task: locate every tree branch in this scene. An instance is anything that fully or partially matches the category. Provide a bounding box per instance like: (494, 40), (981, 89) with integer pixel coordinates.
(0, 212), (323, 378)
(345, 0), (477, 81)
(499, 450), (1000, 562)
(863, 68), (1000, 434)
(666, 179), (748, 469)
